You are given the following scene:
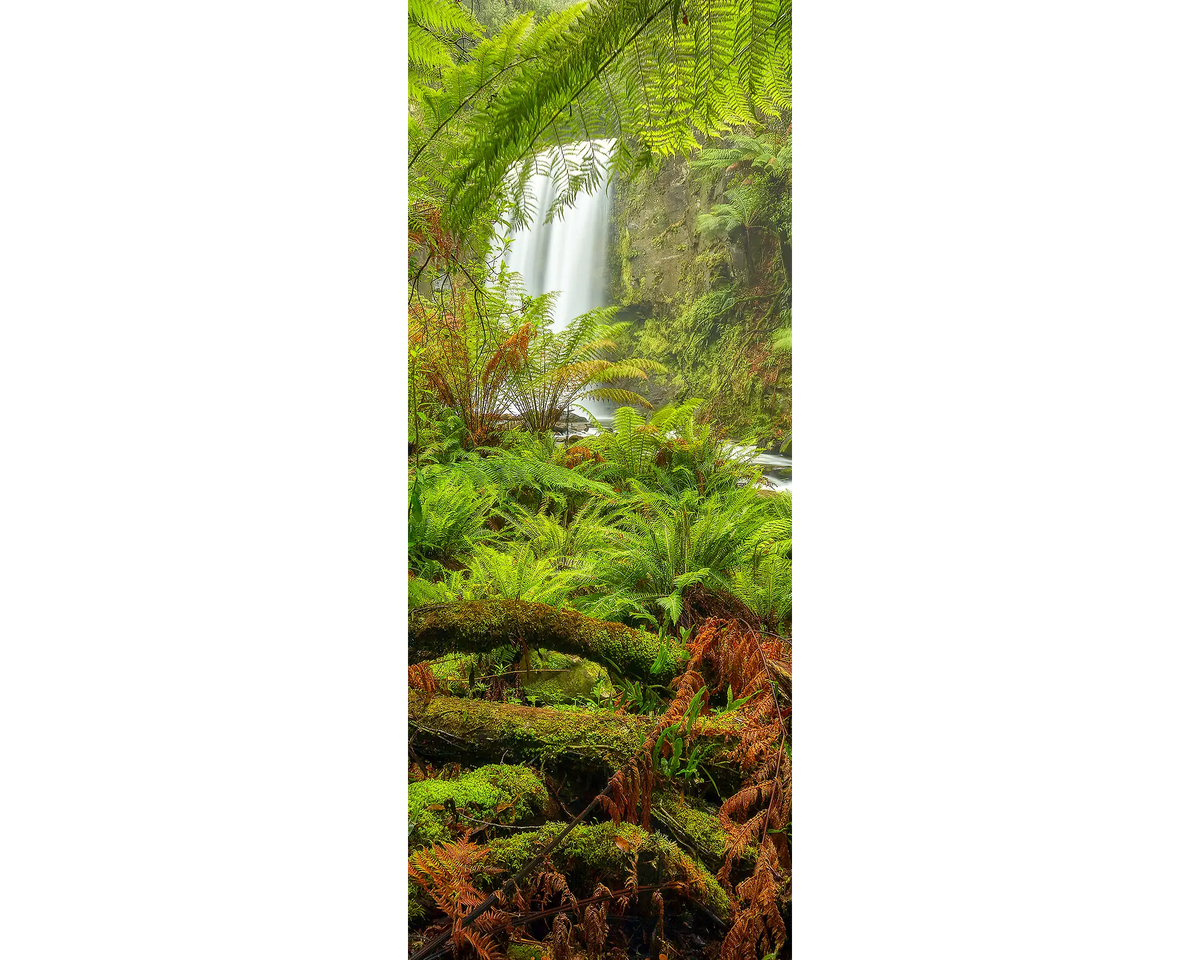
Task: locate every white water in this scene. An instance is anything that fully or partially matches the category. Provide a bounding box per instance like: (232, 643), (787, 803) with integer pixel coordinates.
(495, 141), (618, 425)
(733, 445), (794, 494)
(494, 140), (793, 492)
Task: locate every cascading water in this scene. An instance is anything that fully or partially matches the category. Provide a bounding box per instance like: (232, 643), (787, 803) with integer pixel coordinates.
(495, 140), (619, 427)
(494, 140), (793, 492)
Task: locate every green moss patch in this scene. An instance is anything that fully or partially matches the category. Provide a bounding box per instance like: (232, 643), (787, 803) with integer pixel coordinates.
(408, 764), (548, 848)
(408, 879), (428, 922)
(523, 652), (610, 705)
(653, 790), (731, 866)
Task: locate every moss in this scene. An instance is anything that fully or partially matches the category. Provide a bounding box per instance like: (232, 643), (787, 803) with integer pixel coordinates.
(531, 649), (577, 671)
(653, 791), (730, 865)
(522, 653), (608, 705)
(408, 764), (548, 848)
(408, 880), (428, 922)
(671, 803), (726, 857)
(410, 696), (744, 776)
(505, 945), (544, 960)
(485, 822), (730, 920)
(618, 227), (637, 305)
(411, 696), (650, 770)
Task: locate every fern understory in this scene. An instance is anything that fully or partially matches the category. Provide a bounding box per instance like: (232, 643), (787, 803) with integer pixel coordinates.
(409, 2), (792, 957)
(408, 396), (793, 960)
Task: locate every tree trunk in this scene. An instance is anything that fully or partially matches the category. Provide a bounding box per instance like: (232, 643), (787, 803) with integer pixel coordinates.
(778, 232), (791, 285)
(409, 600), (689, 682)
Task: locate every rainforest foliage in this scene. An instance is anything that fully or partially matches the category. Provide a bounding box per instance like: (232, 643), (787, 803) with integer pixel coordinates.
(409, 1), (792, 957)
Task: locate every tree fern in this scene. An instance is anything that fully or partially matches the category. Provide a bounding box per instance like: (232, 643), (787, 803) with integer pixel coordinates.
(688, 129), (791, 180)
(430, 0), (791, 232)
(504, 304), (666, 432)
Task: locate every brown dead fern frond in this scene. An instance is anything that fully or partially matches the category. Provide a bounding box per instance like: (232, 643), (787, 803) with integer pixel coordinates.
(683, 619), (792, 960)
(409, 662), (440, 694)
(582, 885), (610, 960)
(719, 858), (788, 960)
(551, 913), (571, 960)
(409, 837), (490, 911)
(457, 926), (505, 960)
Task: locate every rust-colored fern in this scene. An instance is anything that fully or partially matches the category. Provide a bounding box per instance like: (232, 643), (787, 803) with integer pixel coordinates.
(409, 838), (511, 960)
(688, 619), (792, 960)
(551, 913), (571, 960)
(409, 662), (440, 694)
(582, 884), (610, 960)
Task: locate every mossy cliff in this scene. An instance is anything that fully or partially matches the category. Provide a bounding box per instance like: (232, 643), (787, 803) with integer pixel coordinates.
(408, 599), (689, 683)
(610, 157), (730, 316)
(606, 154), (792, 448)
(485, 821), (731, 920)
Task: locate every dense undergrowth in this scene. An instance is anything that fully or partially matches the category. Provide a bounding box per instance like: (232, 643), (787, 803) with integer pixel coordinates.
(409, 1), (792, 957)
(408, 392), (793, 960)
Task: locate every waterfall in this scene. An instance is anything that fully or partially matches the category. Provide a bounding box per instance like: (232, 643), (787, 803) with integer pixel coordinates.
(495, 140), (618, 426)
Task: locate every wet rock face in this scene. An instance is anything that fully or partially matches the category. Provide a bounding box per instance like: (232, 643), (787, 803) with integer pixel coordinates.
(609, 156), (725, 308)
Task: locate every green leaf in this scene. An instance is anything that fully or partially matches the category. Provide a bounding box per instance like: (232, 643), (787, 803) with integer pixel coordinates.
(408, 471), (425, 527)
(683, 684), (706, 733)
(653, 724), (675, 770)
(650, 638), (672, 676)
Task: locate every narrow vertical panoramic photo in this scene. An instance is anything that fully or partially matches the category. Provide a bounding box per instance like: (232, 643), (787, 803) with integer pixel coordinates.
(408, 1), (792, 957)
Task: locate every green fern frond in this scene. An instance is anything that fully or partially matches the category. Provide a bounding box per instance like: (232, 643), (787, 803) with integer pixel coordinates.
(583, 387), (655, 407)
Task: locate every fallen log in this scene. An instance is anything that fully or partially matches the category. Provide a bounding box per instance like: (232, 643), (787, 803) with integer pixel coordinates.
(408, 695), (741, 774)
(409, 600), (689, 682)
(652, 790), (731, 868)
(487, 821), (731, 920)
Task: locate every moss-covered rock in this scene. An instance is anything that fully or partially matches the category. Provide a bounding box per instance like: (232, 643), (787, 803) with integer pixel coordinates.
(522, 651), (611, 705)
(409, 599), (688, 682)
(409, 764), (548, 848)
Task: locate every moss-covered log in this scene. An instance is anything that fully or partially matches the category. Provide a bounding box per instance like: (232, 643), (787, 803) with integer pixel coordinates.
(409, 600), (688, 682)
(413, 821), (730, 921)
(652, 790), (728, 867)
(409, 695), (741, 773)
